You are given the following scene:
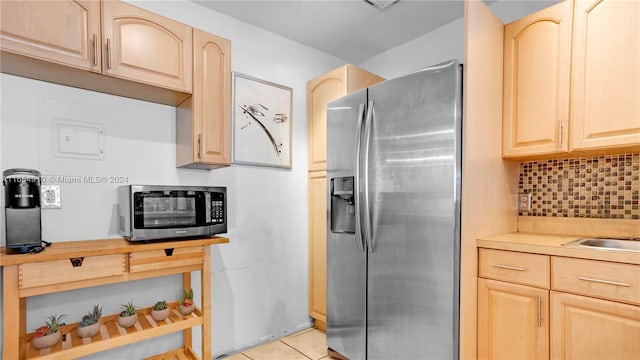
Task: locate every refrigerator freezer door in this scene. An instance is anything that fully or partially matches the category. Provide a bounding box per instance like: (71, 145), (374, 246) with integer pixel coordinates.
(326, 89), (368, 360)
(366, 60), (462, 360)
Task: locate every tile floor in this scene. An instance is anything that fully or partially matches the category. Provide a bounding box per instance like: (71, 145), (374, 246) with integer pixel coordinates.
(222, 328), (331, 360)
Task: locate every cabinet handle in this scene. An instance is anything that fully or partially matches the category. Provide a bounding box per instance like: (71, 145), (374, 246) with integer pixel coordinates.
(558, 120), (563, 148)
(578, 276), (630, 287)
(198, 134), (203, 159)
(106, 38), (112, 69)
(492, 264), (526, 271)
(92, 34), (97, 66)
(537, 295), (542, 327)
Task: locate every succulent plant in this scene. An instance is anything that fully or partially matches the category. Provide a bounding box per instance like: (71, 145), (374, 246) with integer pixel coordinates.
(79, 305), (102, 327)
(34, 314), (66, 337)
(153, 300), (168, 311)
(119, 301), (137, 317)
(181, 288), (194, 306)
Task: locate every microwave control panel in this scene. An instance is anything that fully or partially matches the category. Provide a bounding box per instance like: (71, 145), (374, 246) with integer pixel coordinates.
(210, 192), (225, 223)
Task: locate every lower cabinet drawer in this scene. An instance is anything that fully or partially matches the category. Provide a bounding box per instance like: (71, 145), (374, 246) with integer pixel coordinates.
(19, 254), (125, 289)
(129, 246), (204, 273)
(479, 248), (550, 288)
(551, 257), (640, 305)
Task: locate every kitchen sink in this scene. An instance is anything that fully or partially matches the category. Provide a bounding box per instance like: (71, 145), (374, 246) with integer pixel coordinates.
(562, 238), (640, 253)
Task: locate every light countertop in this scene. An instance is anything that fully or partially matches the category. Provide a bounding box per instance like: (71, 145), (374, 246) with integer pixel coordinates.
(478, 232), (640, 265)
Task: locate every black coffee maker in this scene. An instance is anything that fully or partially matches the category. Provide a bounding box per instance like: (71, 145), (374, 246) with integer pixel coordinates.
(4, 168), (42, 253)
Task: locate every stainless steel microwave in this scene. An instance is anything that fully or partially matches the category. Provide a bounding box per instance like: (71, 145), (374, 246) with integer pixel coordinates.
(118, 185), (226, 241)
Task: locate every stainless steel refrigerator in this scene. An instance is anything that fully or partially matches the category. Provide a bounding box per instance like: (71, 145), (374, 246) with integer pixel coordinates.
(326, 60), (462, 360)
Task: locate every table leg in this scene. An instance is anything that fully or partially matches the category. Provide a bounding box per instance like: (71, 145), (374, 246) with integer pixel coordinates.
(3, 265), (23, 360)
(202, 246), (211, 360)
(182, 272), (192, 353)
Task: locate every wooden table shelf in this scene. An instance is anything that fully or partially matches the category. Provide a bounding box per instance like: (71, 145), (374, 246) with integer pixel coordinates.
(24, 302), (202, 360)
(1, 236), (229, 360)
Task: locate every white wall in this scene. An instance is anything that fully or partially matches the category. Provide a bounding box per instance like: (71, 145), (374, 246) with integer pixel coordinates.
(0, 0), (345, 358)
(359, 17), (465, 79)
(358, 0), (561, 79)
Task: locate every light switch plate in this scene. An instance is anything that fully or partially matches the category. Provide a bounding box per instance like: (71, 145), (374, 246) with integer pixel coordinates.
(518, 193), (532, 211)
(41, 184), (61, 209)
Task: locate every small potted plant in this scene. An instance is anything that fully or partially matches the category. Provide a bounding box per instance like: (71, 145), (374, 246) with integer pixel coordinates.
(32, 314), (66, 350)
(151, 300), (169, 322)
(179, 288), (195, 315)
(117, 300), (138, 328)
(77, 304), (102, 338)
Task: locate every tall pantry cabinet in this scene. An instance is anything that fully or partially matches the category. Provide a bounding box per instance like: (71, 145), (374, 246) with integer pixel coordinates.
(307, 65), (384, 329)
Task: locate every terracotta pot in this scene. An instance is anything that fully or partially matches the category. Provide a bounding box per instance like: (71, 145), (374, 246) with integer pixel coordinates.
(116, 313), (138, 328)
(178, 304), (194, 315)
(32, 331), (61, 350)
(151, 308), (170, 322)
(77, 321), (100, 338)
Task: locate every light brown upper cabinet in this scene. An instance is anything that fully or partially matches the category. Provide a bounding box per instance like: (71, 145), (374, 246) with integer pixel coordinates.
(177, 29), (231, 169)
(0, 1), (102, 72)
(307, 65), (384, 172)
(101, 1), (192, 92)
(502, 1), (572, 158)
(570, 0), (640, 151)
(503, 0), (640, 158)
(0, 0), (193, 105)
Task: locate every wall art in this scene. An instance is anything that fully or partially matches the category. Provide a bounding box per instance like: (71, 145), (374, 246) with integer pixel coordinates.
(232, 72), (292, 168)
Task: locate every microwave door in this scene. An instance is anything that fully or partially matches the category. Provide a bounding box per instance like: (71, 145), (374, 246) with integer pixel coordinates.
(137, 191), (198, 229)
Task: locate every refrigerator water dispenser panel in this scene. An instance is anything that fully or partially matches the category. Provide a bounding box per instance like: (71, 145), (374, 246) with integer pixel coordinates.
(330, 176), (355, 234)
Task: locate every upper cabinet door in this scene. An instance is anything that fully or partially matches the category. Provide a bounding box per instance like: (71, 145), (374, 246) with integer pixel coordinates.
(570, 0), (640, 151)
(307, 67), (347, 172)
(102, 1), (192, 92)
(194, 29), (231, 166)
(307, 65), (384, 172)
(0, 0), (101, 72)
(502, 1), (572, 158)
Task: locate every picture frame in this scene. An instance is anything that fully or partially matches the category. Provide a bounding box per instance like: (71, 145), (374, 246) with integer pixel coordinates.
(232, 72), (293, 169)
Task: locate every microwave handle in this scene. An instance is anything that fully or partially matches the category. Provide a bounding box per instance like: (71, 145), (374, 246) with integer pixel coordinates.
(205, 192), (211, 223)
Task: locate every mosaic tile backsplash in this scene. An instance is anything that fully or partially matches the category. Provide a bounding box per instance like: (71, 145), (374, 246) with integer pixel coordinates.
(518, 154), (639, 219)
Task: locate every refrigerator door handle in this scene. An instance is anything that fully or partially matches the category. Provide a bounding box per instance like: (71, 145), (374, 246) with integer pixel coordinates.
(354, 103), (366, 252)
(363, 100), (374, 253)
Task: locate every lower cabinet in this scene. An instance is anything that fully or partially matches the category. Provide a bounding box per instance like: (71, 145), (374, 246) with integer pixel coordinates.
(478, 278), (549, 360)
(550, 291), (640, 360)
(478, 248), (640, 360)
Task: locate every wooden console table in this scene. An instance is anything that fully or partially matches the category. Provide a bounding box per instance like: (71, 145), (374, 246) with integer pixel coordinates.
(0, 236), (229, 360)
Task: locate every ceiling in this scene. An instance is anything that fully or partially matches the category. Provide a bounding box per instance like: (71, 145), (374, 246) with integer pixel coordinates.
(193, 0), (466, 64)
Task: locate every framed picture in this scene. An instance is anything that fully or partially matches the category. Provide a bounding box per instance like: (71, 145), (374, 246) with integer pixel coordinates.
(232, 72), (293, 169)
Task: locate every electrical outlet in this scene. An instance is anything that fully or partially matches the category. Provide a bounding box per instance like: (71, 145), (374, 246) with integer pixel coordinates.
(41, 184), (61, 209)
(518, 193), (532, 212)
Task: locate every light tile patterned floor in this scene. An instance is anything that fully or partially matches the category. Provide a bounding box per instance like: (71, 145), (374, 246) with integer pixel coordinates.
(223, 328), (330, 360)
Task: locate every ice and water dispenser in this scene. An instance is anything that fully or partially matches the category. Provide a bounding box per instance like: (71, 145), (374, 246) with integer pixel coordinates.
(330, 176), (355, 234)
